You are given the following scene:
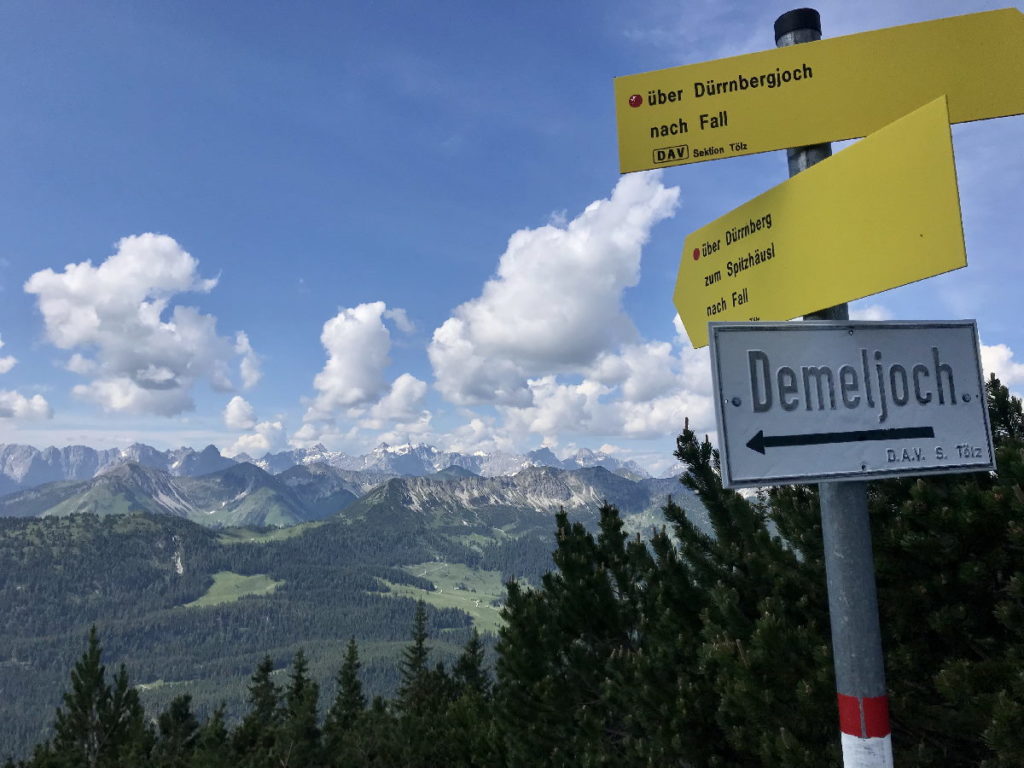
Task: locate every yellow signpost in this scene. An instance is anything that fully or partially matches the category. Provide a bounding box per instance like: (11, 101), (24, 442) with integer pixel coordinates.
(674, 97), (965, 348)
(614, 8), (1024, 173)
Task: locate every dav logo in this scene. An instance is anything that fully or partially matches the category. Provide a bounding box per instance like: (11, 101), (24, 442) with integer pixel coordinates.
(653, 145), (689, 164)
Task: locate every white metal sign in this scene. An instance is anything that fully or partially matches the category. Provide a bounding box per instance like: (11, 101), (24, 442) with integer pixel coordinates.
(709, 321), (995, 488)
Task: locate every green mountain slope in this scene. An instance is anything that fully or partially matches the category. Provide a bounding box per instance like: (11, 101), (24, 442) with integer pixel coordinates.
(0, 462), (354, 528)
(0, 510), (485, 759)
(0, 463), (708, 760)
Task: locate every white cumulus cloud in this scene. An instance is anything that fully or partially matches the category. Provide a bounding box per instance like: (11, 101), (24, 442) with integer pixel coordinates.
(24, 234), (258, 416)
(849, 303), (894, 321)
(304, 301), (396, 420)
(235, 332), (262, 389)
(289, 422), (330, 449)
(227, 420), (286, 458)
(359, 373), (429, 429)
(429, 172), (679, 406)
(384, 307), (415, 334)
(419, 176), (724, 453)
(297, 302), (431, 449)
(0, 333), (51, 420)
(494, 335), (715, 445)
(0, 337), (15, 374)
(0, 391), (51, 420)
(981, 342), (1024, 388)
(223, 395), (257, 430)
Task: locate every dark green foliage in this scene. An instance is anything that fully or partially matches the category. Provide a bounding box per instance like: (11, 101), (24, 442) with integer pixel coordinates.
(323, 637), (366, 754)
(490, 380), (1024, 766)
(452, 628), (489, 698)
(866, 376), (1024, 766)
(10, 377), (1024, 766)
(391, 601), (457, 766)
(495, 504), (664, 765)
(277, 650), (321, 768)
(232, 656), (281, 767)
(189, 705), (231, 768)
(396, 601), (432, 718)
(49, 626), (110, 767)
(0, 511), (473, 758)
(444, 629), (497, 767)
(152, 695), (198, 767)
(674, 428), (838, 767)
(35, 627), (153, 768)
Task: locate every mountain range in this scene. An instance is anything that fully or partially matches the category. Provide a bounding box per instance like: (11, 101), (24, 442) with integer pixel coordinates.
(0, 441), (653, 495)
(0, 458), (695, 531)
(0, 442), (700, 758)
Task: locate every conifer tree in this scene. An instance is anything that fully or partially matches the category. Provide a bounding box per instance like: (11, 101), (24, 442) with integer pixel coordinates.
(152, 695), (198, 768)
(42, 627), (154, 768)
(346, 697), (403, 768)
(397, 601), (432, 718)
(495, 505), (662, 766)
(105, 664), (153, 764)
(324, 637), (365, 758)
(673, 425), (838, 767)
(444, 629), (497, 767)
(452, 628), (489, 698)
(394, 601), (461, 767)
(864, 375), (1024, 766)
(49, 626), (110, 768)
(232, 656), (282, 768)
(277, 650), (321, 768)
(189, 705), (231, 768)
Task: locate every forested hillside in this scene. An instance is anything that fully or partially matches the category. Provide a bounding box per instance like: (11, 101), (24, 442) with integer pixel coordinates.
(5, 378), (1023, 766)
(0, 511), (486, 757)
(0, 463), (704, 759)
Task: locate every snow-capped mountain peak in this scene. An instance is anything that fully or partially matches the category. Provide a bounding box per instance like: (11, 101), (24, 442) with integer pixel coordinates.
(0, 440), (655, 496)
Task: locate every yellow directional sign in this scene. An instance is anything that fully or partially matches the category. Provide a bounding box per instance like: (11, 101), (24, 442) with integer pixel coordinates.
(615, 8), (1024, 173)
(674, 97), (965, 348)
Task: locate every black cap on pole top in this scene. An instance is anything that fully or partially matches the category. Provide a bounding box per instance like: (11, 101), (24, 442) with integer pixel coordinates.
(774, 8), (821, 39)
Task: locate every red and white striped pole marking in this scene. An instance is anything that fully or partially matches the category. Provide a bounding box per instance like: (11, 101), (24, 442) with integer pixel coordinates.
(837, 694), (893, 766)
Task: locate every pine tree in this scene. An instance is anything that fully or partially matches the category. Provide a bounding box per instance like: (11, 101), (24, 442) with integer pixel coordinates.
(394, 601), (459, 767)
(452, 628), (489, 698)
(277, 650), (321, 768)
(495, 505), (664, 766)
(445, 629), (497, 767)
(189, 704), (231, 768)
(49, 626), (110, 768)
(324, 637), (366, 759)
(42, 627), (154, 768)
(105, 663), (153, 765)
(397, 601), (432, 718)
(346, 697), (402, 767)
(152, 695), (198, 768)
(232, 656), (282, 768)
(673, 425), (838, 767)
(865, 375), (1024, 766)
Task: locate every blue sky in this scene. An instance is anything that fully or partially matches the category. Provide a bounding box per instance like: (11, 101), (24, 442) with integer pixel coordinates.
(0, 0), (1021, 475)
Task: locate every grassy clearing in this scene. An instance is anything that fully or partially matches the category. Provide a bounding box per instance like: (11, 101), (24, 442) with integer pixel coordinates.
(376, 562), (506, 635)
(452, 531), (511, 549)
(184, 571), (285, 607)
(216, 522), (324, 545)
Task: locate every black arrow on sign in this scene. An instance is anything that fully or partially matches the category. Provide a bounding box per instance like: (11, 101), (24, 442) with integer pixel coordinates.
(746, 426), (936, 454)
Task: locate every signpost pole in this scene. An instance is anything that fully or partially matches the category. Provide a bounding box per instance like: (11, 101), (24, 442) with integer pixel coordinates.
(776, 10), (893, 767)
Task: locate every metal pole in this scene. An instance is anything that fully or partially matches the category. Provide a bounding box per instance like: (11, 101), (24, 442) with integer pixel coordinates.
(775, 9), (893, 768)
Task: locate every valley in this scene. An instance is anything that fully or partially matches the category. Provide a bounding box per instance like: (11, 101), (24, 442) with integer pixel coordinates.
(0, 440), (703, 759)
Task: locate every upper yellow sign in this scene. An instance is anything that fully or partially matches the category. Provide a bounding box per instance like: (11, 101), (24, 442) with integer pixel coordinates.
(674, 97), (965, 348)
(615, 8), (1024, 173)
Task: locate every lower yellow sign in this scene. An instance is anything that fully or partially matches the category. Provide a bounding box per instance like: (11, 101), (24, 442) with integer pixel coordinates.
(674, 97), (965, 348)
